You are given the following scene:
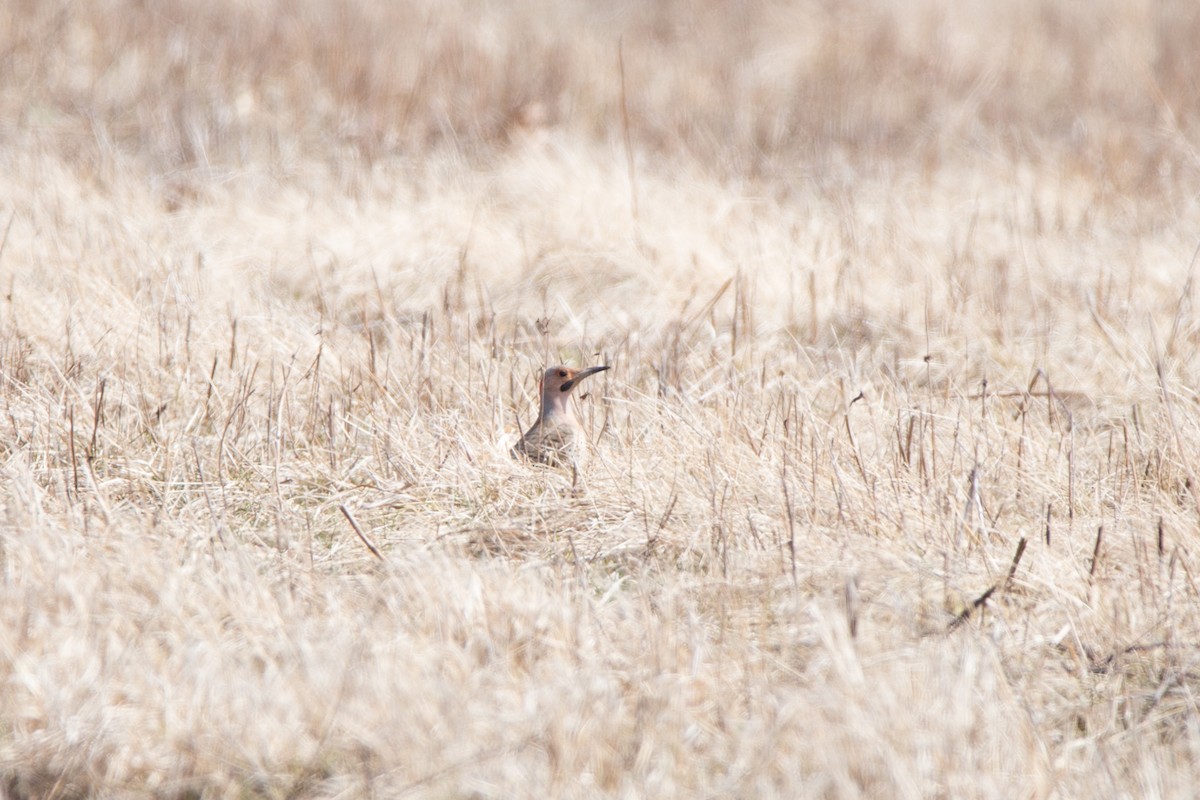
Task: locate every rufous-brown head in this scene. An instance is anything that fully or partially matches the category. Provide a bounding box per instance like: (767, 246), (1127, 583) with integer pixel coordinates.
(538, 364), (609, 420)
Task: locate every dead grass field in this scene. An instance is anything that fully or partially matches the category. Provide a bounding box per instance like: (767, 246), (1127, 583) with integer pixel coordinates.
(3, 0), (1200, 796)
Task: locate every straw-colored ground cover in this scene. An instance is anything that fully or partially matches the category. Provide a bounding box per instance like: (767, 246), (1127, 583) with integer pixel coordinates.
(2, 0), (1200, 796)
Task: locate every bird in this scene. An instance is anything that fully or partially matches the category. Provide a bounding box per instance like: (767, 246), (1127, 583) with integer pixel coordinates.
(512, 364), (610, 470)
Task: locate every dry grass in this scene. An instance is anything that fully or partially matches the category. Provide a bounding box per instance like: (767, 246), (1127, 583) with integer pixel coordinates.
(2, 0), (1200, 797)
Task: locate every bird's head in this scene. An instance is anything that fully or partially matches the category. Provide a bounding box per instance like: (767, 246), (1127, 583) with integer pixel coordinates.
(539, 364), (610, 417)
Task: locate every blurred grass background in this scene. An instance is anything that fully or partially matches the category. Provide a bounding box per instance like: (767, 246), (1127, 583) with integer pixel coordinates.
(6, 0), (1198, 182)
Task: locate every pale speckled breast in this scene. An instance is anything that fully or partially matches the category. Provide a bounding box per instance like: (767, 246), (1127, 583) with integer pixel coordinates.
(513, 419), (583, 468)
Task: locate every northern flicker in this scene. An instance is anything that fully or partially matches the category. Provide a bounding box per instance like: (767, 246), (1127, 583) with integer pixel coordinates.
(512, 364), (609, 469)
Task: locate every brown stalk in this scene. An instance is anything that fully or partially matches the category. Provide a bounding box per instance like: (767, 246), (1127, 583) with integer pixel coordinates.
(339, 504), (384, 562)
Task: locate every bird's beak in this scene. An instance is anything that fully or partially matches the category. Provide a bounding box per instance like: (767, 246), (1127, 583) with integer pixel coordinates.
(561, 365), (609, 392)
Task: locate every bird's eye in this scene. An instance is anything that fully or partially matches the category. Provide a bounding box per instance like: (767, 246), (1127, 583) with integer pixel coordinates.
(558, 370), (567, 377)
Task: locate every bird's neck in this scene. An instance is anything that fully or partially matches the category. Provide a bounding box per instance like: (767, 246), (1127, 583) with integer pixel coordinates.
(539, 392), (575, 422)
